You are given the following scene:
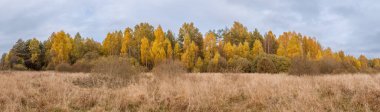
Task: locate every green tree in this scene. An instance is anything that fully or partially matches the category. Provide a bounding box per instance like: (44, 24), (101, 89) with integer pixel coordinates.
(224, 21), (250, 44)
(178, 22), (203, 50)
(28, 38), (41, 63)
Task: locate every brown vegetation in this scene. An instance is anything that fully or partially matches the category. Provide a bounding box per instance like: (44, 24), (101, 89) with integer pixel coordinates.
(0, 71), (379, 111)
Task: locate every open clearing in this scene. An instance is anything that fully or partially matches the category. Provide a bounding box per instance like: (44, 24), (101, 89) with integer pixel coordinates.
(0, 71), (380, 112)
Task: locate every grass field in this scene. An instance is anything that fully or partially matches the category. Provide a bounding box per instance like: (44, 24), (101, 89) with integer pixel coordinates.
(0, 71), (380, 112)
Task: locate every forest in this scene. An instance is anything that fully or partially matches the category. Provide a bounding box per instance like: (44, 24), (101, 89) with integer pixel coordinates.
(1, 22), (379, 74)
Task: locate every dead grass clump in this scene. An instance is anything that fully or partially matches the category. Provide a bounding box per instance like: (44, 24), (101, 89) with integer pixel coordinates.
(289, 57), (320, 75)
(152, 60), (186, 79)
(71, 59), (94, 73)
(90, 56), (143, 88)
(55, 63), (73, 72)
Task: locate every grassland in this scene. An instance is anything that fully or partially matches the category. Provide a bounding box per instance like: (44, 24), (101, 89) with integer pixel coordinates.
(0, 71), (379, 112)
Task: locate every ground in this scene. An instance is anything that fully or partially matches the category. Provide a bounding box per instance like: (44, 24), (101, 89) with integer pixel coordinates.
(0, 71), (380, 112)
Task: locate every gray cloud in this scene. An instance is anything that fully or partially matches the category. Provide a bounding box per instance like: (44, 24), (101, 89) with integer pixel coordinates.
(0, 0), (379, 58)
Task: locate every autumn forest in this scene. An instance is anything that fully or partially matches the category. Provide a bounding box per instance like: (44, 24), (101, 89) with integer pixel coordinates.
(1, 22), (379, 74)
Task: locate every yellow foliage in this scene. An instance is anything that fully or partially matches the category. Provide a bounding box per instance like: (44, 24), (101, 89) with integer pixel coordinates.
(140, 37), (150, 65)
(151, 26), (166, 64)
(50, 31), (73, 64)
(181, 41), (199, 70)
(223, 42), (234, 60)
(286, 36), (302, 58)
(29, 38), (41, 63)
(252, 40), (264, 57)
(174, 43), (181, 59)
(121, 28), (132, 56)
(276, 43), (286, 57)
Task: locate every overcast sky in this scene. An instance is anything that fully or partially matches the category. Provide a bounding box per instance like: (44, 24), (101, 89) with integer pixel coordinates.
(0, 0), (379, 58)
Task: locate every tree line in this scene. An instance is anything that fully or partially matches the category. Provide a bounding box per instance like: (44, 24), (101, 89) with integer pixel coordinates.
(1, 22), (379, 74)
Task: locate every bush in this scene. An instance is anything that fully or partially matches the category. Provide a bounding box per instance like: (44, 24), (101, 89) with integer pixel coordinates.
(91, 56), (143, 87)
(271, 56), (291, 73)
(12, 64), (28, 71)
(152, 60), (186, 79)
(256, 57), (277, 73)
(318, 57), (340, 74)
(289, 57), (320, 75)
(72, 59), (95, 73)
(55, 63), (74, 72)
(226, 56), (251, 73)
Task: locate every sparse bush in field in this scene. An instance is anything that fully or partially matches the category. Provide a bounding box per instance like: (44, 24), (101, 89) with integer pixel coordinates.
(251, 54), (289, 73)
(12, 64), (28, 71)
(91, 56), (143, 87)
(226, 56), (251, 73)
(45, 63), (55, 71)
(256, 57), (277, 73)
(71, 59), (94, 73)
(55, 63), (74, 72)
(207, 56), (228, 73)
(271, 55), (291, 73)
(152, 60), (186, 79)
(289, 57), (320, 75)
(318, 57), (340, 74)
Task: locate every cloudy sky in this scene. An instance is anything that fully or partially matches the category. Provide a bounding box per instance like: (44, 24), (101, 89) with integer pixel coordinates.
(0, 0), (379, 58)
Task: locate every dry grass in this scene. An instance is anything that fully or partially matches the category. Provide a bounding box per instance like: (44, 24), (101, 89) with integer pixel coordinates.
(0, 71), (380, 112)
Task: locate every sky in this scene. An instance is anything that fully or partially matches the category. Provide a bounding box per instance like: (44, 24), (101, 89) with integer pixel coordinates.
(0, 0), (379, 58)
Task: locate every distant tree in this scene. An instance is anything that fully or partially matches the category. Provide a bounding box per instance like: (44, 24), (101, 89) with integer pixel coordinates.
(50, 31), (73, 64)
(121, 28), (133, 56)
(70, 33), (85, 63)
(286, 35), (302, 58)
(181, 41), (199, 71)
(140, 37), (151, 66)
(223, 42), (234, 60)
(263, 31), (278, 54)
(174, 42), (181, 59)
(252, 40), (264, 57)
(277, 43), (286, 57)
(223, 21), (250, 45)
(102, 31), (122, 56)
(151, 26), (167, 64)
(359, 55), (368, 70)
(194, 57), (203, 72)
(178, 22), (203, 50)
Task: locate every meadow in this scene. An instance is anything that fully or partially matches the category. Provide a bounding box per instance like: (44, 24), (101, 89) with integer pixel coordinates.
(0, 71), (379, 112)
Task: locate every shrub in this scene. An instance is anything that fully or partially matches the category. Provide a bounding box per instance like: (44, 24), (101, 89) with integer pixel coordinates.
(72, 59), (95, 73)
(256, 57), (277, 73)
(271, 55), (291, 73)
(288, 57), (319, 75)
(91, 56), (143, 87)
(226, 56), (251, 73)
(12, 64), (28, 71)
(152, 60), (186, 79)
(55, 63), (74, 72)
(318, 57), (340, 74)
